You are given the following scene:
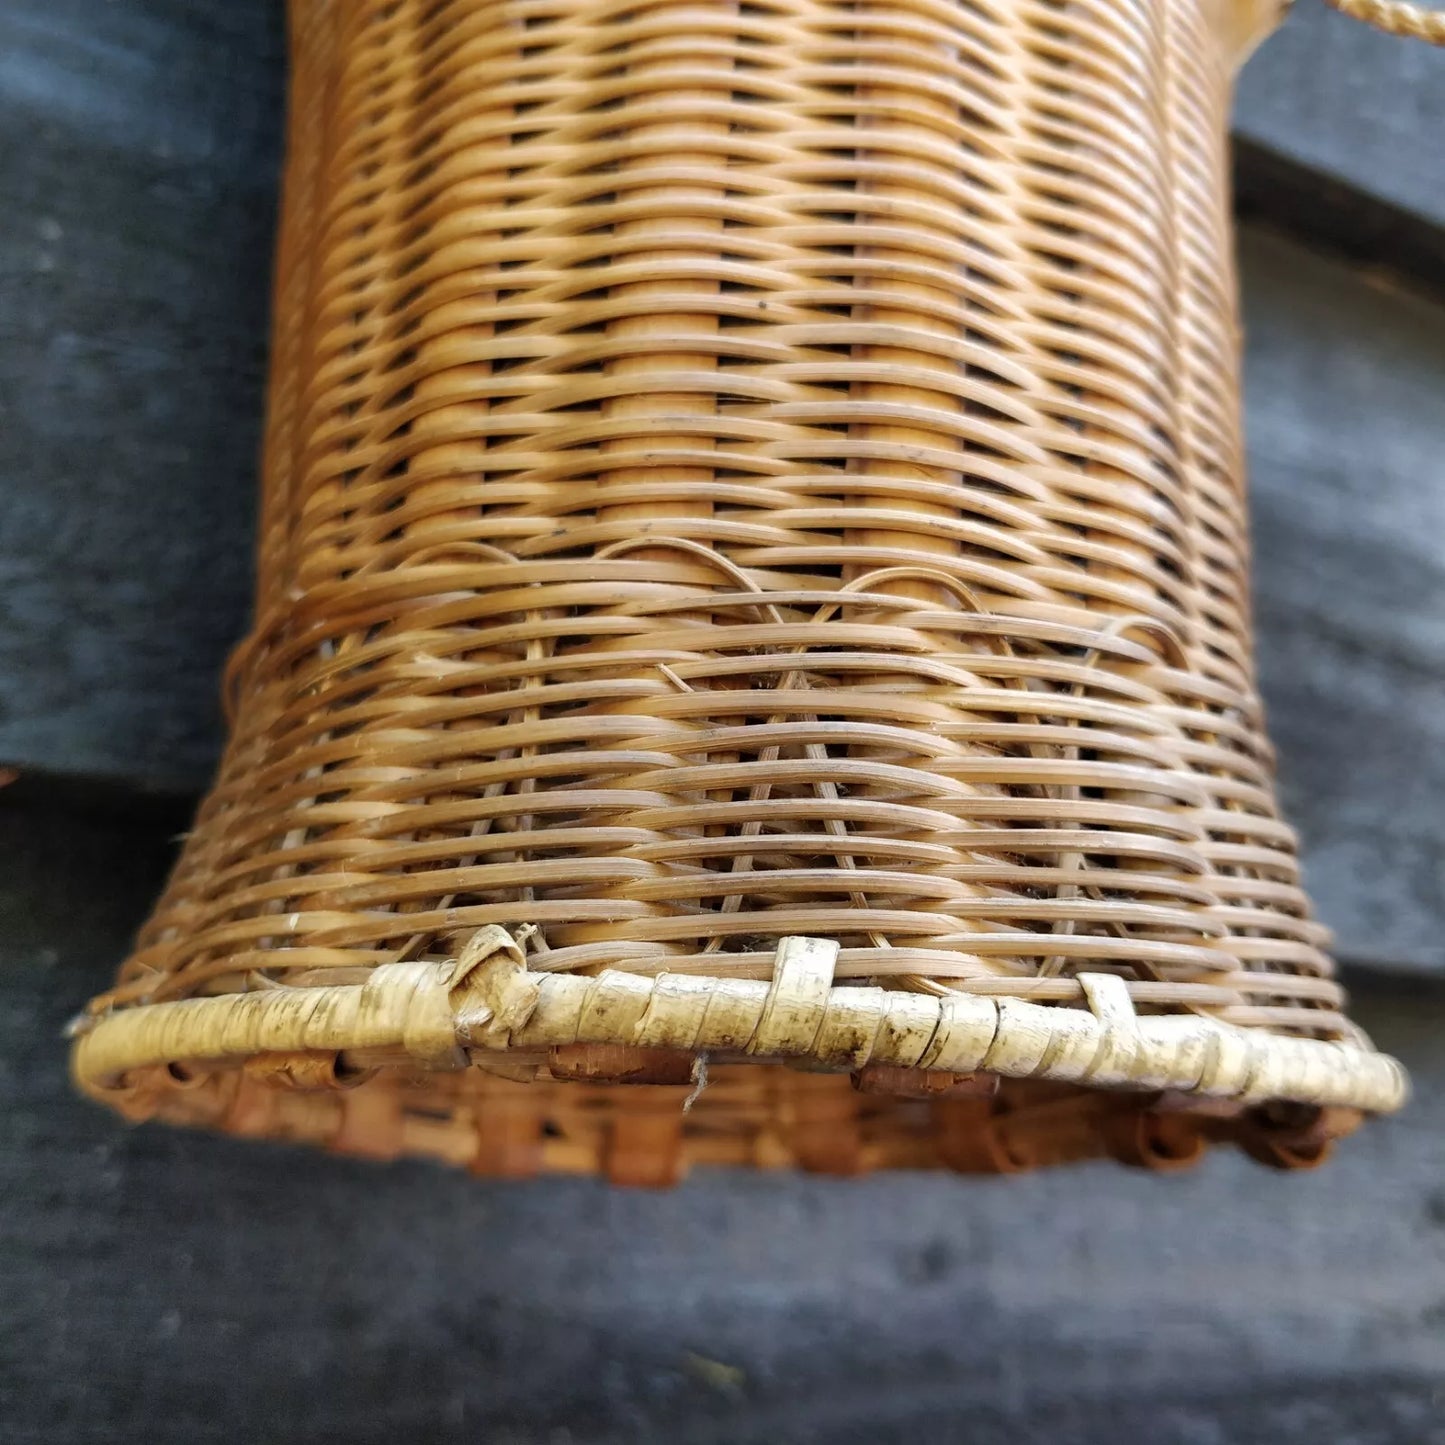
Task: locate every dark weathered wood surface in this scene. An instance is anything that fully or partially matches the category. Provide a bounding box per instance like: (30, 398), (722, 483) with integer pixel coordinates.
(1242, 229), (1445, 973)
(1235, 3), (1445, 242)
(1, 0), (1443, 798)
(1, 9), (1443, 1441)
(0, 2), (1442, 968)
(0, 0), (281, 790)
(2, 801), (1444, 1445)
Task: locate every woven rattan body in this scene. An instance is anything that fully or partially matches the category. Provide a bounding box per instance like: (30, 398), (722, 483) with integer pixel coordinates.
(72, 0), (1406, 1181)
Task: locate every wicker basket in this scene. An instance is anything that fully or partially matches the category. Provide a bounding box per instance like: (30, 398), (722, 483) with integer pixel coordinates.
(72, 0), (1408, 1182)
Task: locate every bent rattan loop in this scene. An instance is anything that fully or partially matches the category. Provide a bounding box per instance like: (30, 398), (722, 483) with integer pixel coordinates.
(1321, 0), (1445, 44)
(73, 929), (1408, 1113)
(73, 0), (1408, 1178)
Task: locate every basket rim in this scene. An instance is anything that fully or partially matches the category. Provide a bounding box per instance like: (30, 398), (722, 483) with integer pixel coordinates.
(71, 929), (1409, 1115)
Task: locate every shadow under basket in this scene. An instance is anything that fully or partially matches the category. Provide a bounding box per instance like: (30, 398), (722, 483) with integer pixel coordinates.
(71, 0), (1407, 1183)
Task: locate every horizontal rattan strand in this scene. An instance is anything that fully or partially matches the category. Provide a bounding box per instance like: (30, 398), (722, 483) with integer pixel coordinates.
(73, 930), (1407, 1115)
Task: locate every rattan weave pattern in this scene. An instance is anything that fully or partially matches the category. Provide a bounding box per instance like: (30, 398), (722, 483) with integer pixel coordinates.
(72, 0), (1405, 1176)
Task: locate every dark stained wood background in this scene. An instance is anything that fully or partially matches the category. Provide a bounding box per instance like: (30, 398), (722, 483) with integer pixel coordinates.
(2, 4), (1443, 1441)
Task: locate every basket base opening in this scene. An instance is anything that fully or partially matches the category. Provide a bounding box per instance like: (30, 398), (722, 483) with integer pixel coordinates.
(72, 932), (1402, 1181)
(98, 1059), (1349, 1184)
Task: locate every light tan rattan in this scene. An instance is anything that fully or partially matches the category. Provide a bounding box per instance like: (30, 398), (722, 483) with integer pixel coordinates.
(72, 0), (1407, 1180)
(1321, 0), (1445, 44)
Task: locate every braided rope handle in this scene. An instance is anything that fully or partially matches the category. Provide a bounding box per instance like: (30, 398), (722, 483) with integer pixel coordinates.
(1321, 0), (1445, 42)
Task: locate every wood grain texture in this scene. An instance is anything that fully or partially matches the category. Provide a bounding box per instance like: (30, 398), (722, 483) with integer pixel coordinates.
(2, 801), (1443, 1443)
(0, 0), (282, 789)
(1, 0), (1441, 800)
(1235, 0), (1445, 236)
(0, 5), (1439, 982)
(1242, 227), (1445, 973)
(1, 6), (1443, 1439)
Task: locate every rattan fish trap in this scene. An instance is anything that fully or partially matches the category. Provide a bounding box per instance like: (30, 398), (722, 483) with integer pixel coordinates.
(72, 0), (1410, 1183)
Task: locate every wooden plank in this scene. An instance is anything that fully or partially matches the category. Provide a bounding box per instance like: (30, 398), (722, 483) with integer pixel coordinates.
(1241, 226), (1445, 974)
(1234, 2), (1445, 243)
(0, 0), (281, 791)
(1234, 135), (1445, 293)
(1, 799), (1443, 1443)
(0, 4), (1441, 974)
